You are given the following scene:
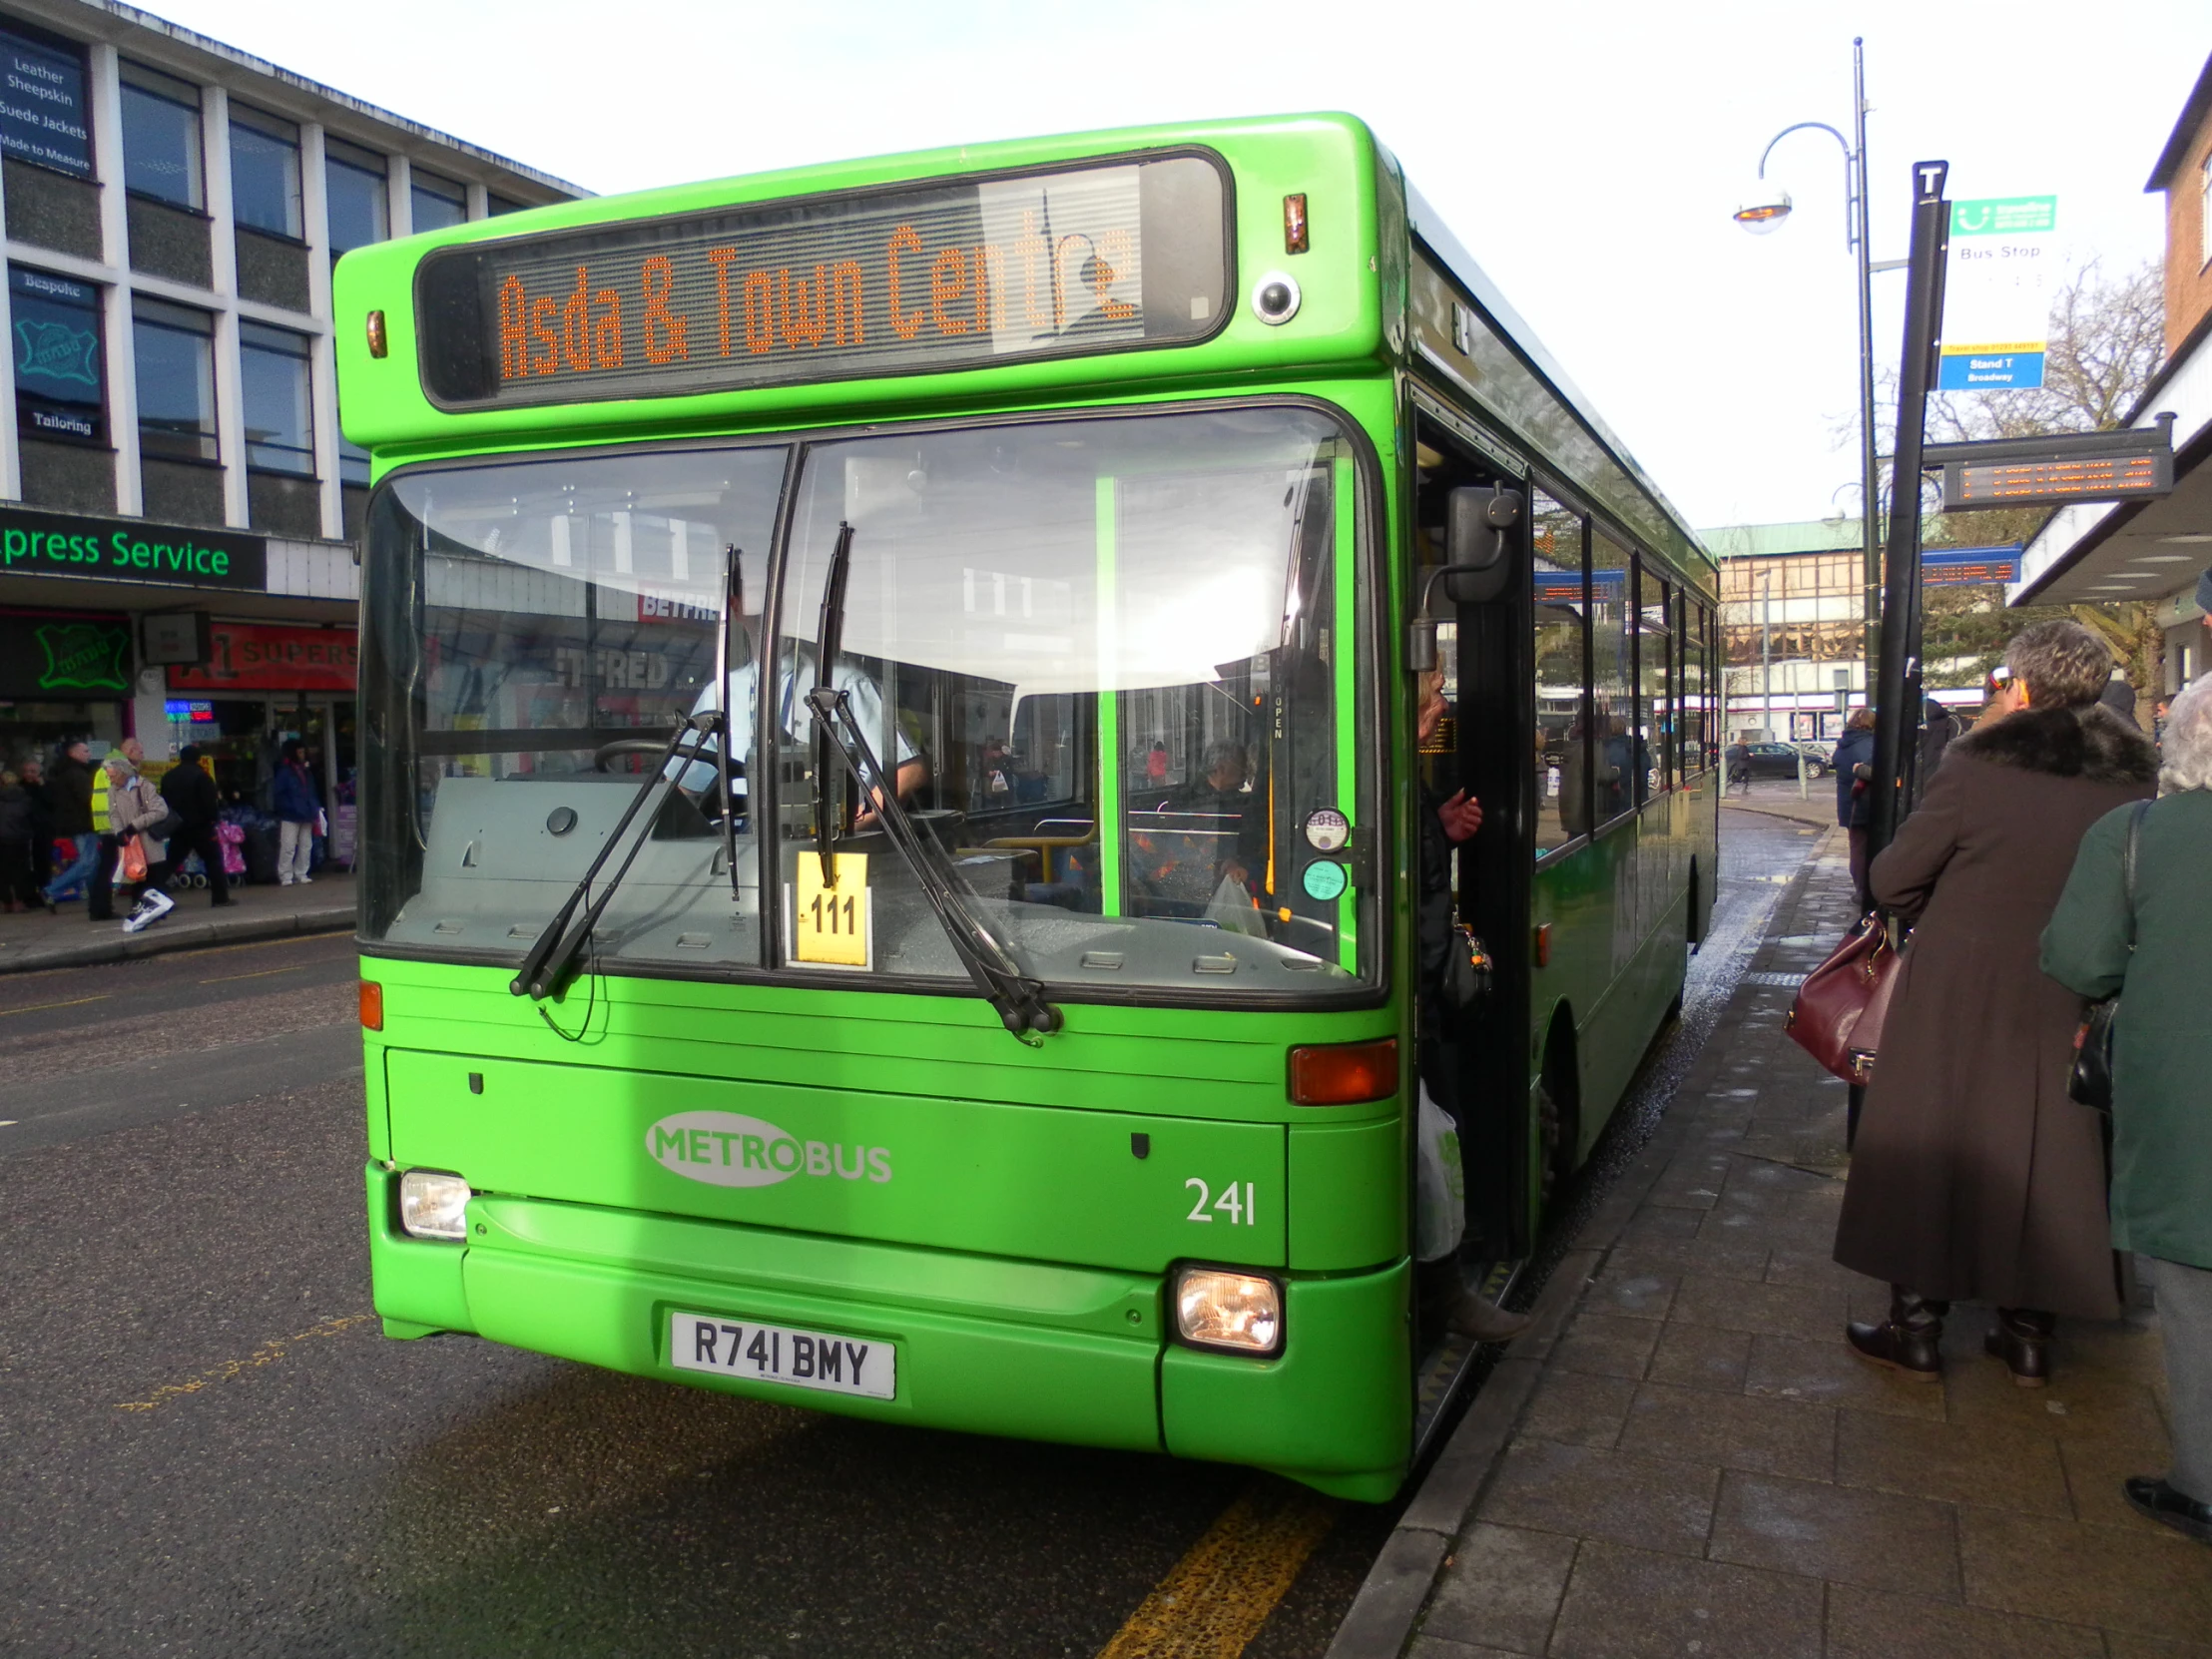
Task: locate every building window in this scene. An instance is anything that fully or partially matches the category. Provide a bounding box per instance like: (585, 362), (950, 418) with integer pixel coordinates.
(119, 61), (203, 210)
(240, 321), (313, 474)
(132, 297), (217, 460)
(411, 169), (467, 233)
(2201, 153), (2212, 271)
(0, 23), (91, 178)
(339, 434), (370, 486)
(486, 192), (525, 217)
(324, 138), (388, 255)
(230, 104), (301, 239)
(10, 266), (104, 444)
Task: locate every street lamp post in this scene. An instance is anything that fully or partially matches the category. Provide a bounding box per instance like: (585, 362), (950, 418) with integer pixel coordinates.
(1734, 36), (1888, 695)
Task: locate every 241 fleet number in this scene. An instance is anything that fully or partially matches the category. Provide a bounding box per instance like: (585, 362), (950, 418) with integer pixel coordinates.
(1185, 1177), (1258, 1226)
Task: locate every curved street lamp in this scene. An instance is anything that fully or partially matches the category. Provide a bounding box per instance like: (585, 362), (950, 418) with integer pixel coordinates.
(1734, 39), (1885, 686)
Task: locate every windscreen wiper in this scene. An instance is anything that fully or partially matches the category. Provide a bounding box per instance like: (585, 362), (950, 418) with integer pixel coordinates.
(803, 522), (1062, 1040)
(511, 710), (723, 1001)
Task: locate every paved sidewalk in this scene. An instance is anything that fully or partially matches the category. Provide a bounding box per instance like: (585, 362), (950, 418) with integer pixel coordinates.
(1407, 830), (2207, 1657)
(0, 872), (355, 974)
(1720, 781), (1837, 828)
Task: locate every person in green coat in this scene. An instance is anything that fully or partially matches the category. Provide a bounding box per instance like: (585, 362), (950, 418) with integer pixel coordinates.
(2041, 673), (2212, 1547)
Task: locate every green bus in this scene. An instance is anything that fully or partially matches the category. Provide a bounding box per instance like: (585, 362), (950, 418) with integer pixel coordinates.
(343, 114), (1718, 1503)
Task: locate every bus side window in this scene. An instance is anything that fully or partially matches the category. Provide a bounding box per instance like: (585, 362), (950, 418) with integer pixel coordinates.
(1531, 488), (1587, 851)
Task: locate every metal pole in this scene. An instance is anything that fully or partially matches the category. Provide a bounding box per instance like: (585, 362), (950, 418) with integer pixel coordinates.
(1853, 38), (1882, 696)
(1869, 160), (1949, 858)
(1761, 570), (1772, 740)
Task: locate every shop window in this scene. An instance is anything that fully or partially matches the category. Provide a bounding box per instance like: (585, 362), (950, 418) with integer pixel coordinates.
(132, 296), (217, 461)
(241, 320), (313, 475)
(120, 60), (203, 210)
(324, 138), (387, 255)
(230, 104), (301, 238)
(10, 265), (105, 445)
(0, 23), (91, 180)
(410, 169), (466, 233)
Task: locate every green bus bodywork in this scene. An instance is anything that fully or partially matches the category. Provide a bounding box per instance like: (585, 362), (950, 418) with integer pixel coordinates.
(339, 114), (1715, 1502)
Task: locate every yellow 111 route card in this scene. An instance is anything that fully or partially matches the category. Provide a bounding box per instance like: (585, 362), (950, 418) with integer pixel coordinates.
(792, 851), (871, 968)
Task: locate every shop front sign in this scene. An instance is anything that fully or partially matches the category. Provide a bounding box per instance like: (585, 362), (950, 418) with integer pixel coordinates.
(0, 504), (267, 592)
(0, 609), (131, 698)
(167, 621), (356, 692)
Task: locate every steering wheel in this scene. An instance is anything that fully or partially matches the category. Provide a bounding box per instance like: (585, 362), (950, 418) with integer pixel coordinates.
(594, 738), (744, 780)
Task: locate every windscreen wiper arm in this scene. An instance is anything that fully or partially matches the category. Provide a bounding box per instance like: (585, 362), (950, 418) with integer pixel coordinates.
(511, 710), (722, 1001)
(804, 522), (1061, 1040)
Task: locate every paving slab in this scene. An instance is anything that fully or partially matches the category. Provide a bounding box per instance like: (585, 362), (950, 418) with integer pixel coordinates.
(1342, 825), (2207, 1658)
(0, 874), (354, 973)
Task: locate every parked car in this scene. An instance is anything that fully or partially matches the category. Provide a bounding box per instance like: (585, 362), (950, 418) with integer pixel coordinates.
(1740, 742), (1825, 780)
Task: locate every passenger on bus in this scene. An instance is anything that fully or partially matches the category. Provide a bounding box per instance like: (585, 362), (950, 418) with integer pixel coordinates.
(676, 647), (927, 825)
(1414, 671), (1528, 1344)
(1161, 739), (1267, 889)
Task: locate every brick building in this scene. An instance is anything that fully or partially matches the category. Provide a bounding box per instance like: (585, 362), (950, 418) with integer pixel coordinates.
(2013, 50), (2212, 696)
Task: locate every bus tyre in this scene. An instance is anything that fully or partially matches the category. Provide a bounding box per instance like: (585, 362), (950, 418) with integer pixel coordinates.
(1537, 1077), (1576, 1216)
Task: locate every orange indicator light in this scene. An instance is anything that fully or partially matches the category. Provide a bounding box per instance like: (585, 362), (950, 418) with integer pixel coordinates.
(364, 310), (387, 357)
(359, 980), (384, 1031)
(1288, 1037), (1397, 1105)
(1283, 194), (1309, 255)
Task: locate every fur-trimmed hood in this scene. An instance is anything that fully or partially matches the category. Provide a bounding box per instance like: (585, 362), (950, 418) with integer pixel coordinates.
(1948, 703), (2157, 787)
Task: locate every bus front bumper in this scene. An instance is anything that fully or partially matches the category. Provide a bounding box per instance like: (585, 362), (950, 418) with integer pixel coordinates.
(366, 1166), (1410, 1497)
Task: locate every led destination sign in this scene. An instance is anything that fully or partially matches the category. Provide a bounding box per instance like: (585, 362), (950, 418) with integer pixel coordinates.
(417, 153), (1229, 409)
(1942, 450), (2170, 511)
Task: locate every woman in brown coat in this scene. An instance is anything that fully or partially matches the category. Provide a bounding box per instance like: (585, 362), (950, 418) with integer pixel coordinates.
(1834, 622), (2157, 1382)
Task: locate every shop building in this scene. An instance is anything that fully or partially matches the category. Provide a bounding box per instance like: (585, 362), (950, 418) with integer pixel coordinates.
(0, 0), (581, 805)
(2011, 50), (2212, 689)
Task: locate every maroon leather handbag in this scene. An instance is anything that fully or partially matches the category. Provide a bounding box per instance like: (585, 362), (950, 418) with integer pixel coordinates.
(1786, 913), (1905, 1084)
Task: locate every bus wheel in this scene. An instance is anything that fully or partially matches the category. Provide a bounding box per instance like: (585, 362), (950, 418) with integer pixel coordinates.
(1537, 1075), (1577, 1215)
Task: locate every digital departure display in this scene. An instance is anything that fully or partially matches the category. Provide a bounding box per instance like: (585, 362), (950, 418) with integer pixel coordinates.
(415, 153), (1230, 409)
(1942, 449), (2170, 510)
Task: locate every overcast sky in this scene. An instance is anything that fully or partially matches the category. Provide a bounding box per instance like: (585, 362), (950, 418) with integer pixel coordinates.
(142, 0), (2207, 534)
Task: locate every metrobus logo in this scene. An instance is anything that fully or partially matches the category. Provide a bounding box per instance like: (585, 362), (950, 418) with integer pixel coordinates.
(646, 1110), (891, 1188)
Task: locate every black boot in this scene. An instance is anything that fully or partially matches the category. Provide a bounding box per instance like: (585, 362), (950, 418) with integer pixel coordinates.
(2123, 1477), (2212, 1545)
(1846, 1285), (1949, 1381)
(1984, 1307), (2055, 1387)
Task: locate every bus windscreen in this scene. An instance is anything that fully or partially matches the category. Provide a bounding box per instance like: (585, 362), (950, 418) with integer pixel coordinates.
(414, 152), (1229, 410)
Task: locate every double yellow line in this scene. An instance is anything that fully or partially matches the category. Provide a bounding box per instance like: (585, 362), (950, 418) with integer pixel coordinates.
(1095, 1480), (1337, 1659)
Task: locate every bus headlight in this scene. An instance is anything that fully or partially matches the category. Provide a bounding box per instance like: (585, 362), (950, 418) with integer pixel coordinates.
(398, 1170), (472, 1241)
(1173, 1267), (1283, 1357)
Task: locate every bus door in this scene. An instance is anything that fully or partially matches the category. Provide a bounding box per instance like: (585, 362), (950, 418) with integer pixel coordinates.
(1411, 416), (1535, 1261)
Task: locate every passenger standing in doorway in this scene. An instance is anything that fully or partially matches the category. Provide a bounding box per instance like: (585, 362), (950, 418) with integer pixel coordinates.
(273, 740), (320, 885)
(1414, 670), (1526, 1344)
(1831, 708), (1877, 912)
(40, 740), (98, 912)
(161, 744), (232, 907)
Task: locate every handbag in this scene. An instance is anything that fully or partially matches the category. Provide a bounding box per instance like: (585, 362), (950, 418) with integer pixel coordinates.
(1786, 911), (1905, 1084)
(2068, 799), (2150, 1113)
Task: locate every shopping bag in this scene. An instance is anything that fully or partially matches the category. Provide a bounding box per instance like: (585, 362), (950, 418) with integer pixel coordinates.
(1414, 1084), (1466, 1262)
(1204, 874), (1266, 937)
(116, 837), (148, 885)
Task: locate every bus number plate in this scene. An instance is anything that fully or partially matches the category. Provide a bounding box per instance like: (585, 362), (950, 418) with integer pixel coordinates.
(792, 851), (872, 968)
(669, 1312), (894, 1400)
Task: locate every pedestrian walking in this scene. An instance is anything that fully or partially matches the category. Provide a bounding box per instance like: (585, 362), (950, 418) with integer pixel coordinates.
(272, 740), (320, 885)
(160, 744), (233, 907)
(1830, 707), (1876, 911)
(1834, 621), (2157, 1383)
(101, 752), (176, 933)
(18, 756), (55, 893)
(0, 768), (39, 909)
(39, 739), (100, 912)
(1723, 738), (1751, 795)
(2041, 674), (2212, 1545)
